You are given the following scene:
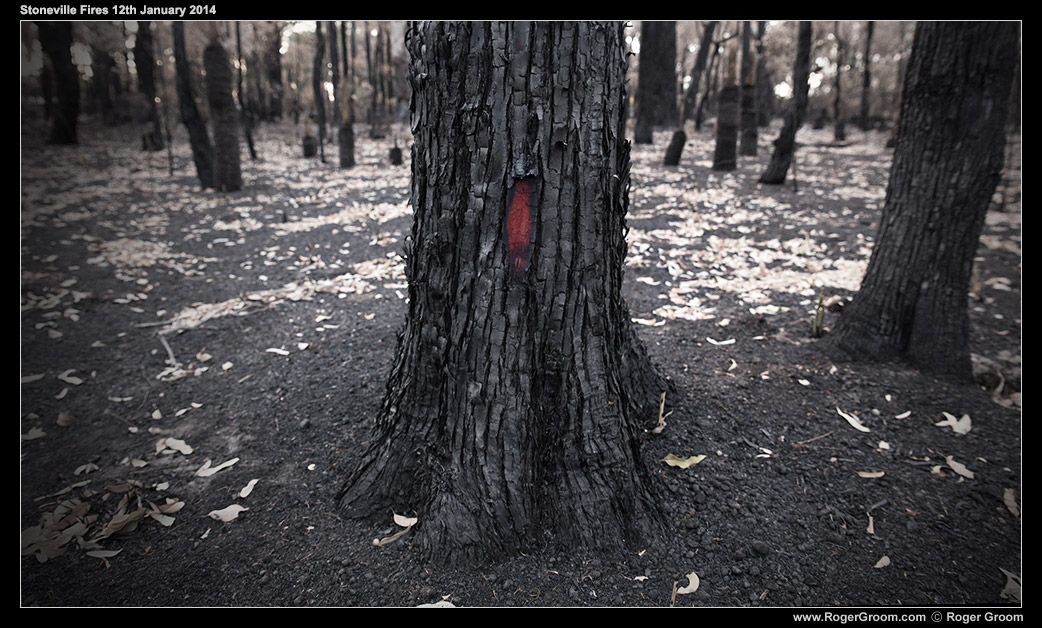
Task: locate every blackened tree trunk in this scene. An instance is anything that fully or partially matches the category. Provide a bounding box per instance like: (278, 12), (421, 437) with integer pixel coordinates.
(738, 21), (758, 156)
(712, 41), (739, 170)
(203, 35), (243, 192)
(832, 22), (847, 142)
(172, 22), (214, 189)
(759, 21), (812, 185)
(313, 21), (327, 162)
(90, 47), (117, 123)
(822, 21), (1019, 380)
(694, 40), (722, 131)
(265, 21), (284, 120)
(858, 21), (875, 131)
(634, 21), (678, 144)
(36, 22), (79, 145)
(235, 23), (258, 161)
(665, 21), (717, 166)
(328, 21), (341, 141)
(134, 22), (164, 151)
(339, 22), (356, 168)
(680, 21), (717, 123)
(755, 21), (773, 127)
(338, 21), (669, 566)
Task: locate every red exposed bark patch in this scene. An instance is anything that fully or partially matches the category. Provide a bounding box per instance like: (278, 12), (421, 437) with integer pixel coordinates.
(506, 178), (533, 274)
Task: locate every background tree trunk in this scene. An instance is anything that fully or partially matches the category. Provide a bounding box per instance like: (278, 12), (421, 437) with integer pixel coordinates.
(135, 22), (164, 151)
(859, 21), (875, 131)
(759, 21), (812, 185)
(338, 21), (668, 566)
(634, 21), (678, 144)
(832, 22), (847, 142)
(36, 22), (79, 145)
(203, 35), (243, 192)
(755, 21), (773, 127)
(738, 21), (758, 156)
(680, 21), (717, 123)
(235, 22), (258, 160)
(712, 41), (739, 170)
(264, 21), (284, 120)
(312, 21), (327, 163)
(822, 21), (1019, 379)
(173, 22), (214, 189)
(339, 22), (356, 168)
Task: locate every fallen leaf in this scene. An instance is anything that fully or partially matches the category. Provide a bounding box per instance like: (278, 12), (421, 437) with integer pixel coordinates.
(57, 369), (84, 385)
(675, 571), (700, 595)
(798, 379), (810, 386)
(857, 471), (885, 478)
(57, 410), (74, 426)
(207, 504), (248, 522)
(196, 457), (240, 477)
(148, 512), (175, 527)
(836, 407), (870, 433)
(874, 556), (890, 568)
(21, 373), (46, 383)
(706, 337), (736, 345)
(999, 568), (1022, 603)
(866, 514), (875, 535)
(393, 512), (418, 528)
(934, 412), (971, 435)
(663, 454), (706, 468)
(266, 348), (290, 356)
(945, 456), (974, 479)
(417, 600), (456, 608)
(239, 479), (259, 498)
(1003, 488), (1020, 518)
(895, 410), (911, 419)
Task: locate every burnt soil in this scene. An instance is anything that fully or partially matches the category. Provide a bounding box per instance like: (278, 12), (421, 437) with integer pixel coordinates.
(20, 118), (1022, 608)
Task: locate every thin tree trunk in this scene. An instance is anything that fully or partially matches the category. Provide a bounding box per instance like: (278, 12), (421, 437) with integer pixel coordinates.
(823, 21), (1019, 379)
(738, 21), (758, 156)
(833, 22), (846, 142)
(172, 22), (214, 189)
(755, 21), (772, 127)
(339, 21), (356, 168)
(759, 21), (812, 185)
(712, 40), (739, 170)
(204, 35), (243, 192)
(135, 22), (164, 151)
(665, 21), (717, 166)
(265, 21), (284, 120)
(339, 21), (669, 566)
(235, 22), (258, 160)
(36, 22), (79, 145)
(312, 21), (327, 162)
(859, 21), (875, 131)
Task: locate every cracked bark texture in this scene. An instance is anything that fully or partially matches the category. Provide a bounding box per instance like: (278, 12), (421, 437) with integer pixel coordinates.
(823, 21), (1019, 379)
(338, 21), (669, 565)
(203, 39), (242, 192)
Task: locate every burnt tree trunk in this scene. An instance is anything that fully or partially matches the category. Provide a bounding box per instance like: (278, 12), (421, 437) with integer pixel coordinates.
(858, 21), (875, 131)
(203, 36), (243, 192)
(172, 22), (214, 189)
(832, 22), (846, 143)
(134, 22), (164, 151)
(36, 22), (79, 145)
(265, 21), (284, 120)
(755, 21), (773, 127)
(235, 23), (258, 161)
(634, 21), (677, 144)
(759, 21), (812, 185)
(338, 21), (669, 566)
(738, 21), (758, 156)
(665, 21), (717, 166)
(822, 21), (1019, 380)
(312, 21), (327, 163)
(339, 22), (356, 168)
(712, 41), (739, 171)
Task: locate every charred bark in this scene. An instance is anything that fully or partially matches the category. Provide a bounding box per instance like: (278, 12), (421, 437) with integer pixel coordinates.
(135, 22), (164, 151)
(312, 21), (327, 163)
(858, 21), (875, 131)
(36, 22), (79, 145)
(738, 22), (757, 156)
(759, 21), (812, 185)
(338, 21), (669, 566)
(822, 21), (1019, 379)
(172, 22), (214, 189)
(634, 21), (678, 144)
(203, 38), (242, 192)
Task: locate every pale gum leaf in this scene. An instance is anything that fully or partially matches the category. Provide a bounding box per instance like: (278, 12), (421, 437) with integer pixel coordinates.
(196, 457), (239, 477)
(945, 456), (974, 479)
(857, 471), (885, 479)
(676, 571), (700, 595)
(874, 556), (891, 568)
(207, 504), (248, 522)
(239, 479), (259, 498)
(663, 454), (706, 468)
(895, 411), (912, 419)
(148, 512), (175, 526)
(934, 412), (972, 434)
(393, 512), (418, 528)
(1003, 488), (1020, 518)
(86, 549), (122, 559)
(999, 568), (1022, 602)
(836, 407), (871, 433)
